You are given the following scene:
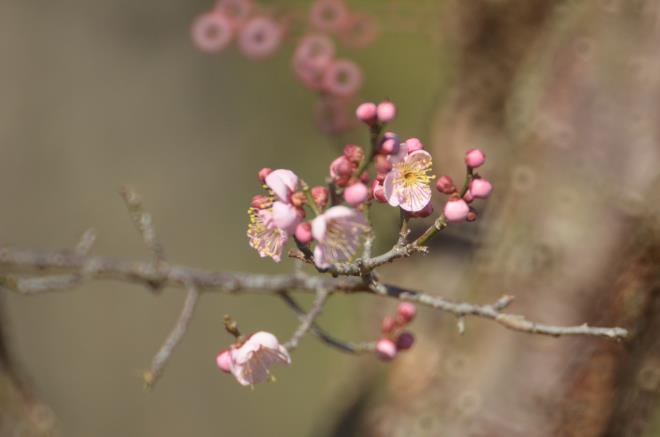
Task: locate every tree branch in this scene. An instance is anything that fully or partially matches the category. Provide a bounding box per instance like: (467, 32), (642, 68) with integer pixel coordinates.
(0, 246), (629, 341)
(143, 282), (200, 388)
(279, 292), (376, 354)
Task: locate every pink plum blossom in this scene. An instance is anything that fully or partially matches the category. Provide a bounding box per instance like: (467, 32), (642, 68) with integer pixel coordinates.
(295, 222), (313, 244)
(436, 175), (456, 194)
(238, 16), (284, 60)
(312, 206), (369, 268)
(443, 198), (470, 222)
(376, 101), (397, 123)
(376, 338), (397, 361)
(292, 34), (336, 90)
(265, 169), (301, 233)
(396, 332), (415, 351)
(228, 331), (291, 386)
(322, 59), (363, 97)
(247, 208), (289, 262)
(383, 144), (434, 212)
(470, 178), (493, 199)
(191, 12), (235, 53)
(344, 182), (368, 206)
(311, 186), (329, 207)
(258, 167), (272, 184)
(309, 0), (350, 33)
(405, 137), (423, 153)
(216, 349), (232, 373)
(356, 102), (377, 125)
(465, 148), (486, 168)
(397, 302), (416, 322)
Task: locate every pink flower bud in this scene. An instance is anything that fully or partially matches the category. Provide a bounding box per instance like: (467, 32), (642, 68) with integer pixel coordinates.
(258, 167), (273, 184)
(397, 302), (416, 323)
(444, 198), (470, 222)
(376, 338), (397, 361)
(470, 178), (492, 199)
(405, 138), (423, 153)
(396, 332), (415, 351)
(295, 222), (313, 244)
(343, 144), (365, 164)
(311, 186), (329, 207)
(356, 102), (377, 125)
(467, 210), (478, 222)
(376, 101), (397, 124)
(330, 156), (354, 186)
(344, 182), (368, 206)
(375, 155), (392, 174)
(436, 175), (456, 194)
(371, 180), (387, 203)
(251, 194), (272, 209)
(379, 132), (400, 155)
(290, 191), (307, 208)
(360, 171), (370, 184)
(381, 315), (397, 334)
(216, 349), (232, 373)
(465, 148), (486, 168)
(463, 191), (474, 203)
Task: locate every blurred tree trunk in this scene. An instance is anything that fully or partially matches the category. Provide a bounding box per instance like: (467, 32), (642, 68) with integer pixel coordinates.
(327, 1), (660, 436)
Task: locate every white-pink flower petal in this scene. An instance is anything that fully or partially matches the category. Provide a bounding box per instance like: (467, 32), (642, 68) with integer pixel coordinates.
(265, 169), (299, 202)
(312, 206), (369, 269)
(272, 201), (301, 233)
(229, 331), (291, 386)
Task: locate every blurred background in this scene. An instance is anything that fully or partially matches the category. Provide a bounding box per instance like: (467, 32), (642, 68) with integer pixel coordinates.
(0, 0), (659, 436)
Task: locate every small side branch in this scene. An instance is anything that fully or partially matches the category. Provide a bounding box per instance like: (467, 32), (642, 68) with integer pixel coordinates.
(284, 288), (329, 351)
(375, 284), (628, 340)
(120, 186), (166, 265)
(279, 292), (375, 354)
(144, 282), (200, 388)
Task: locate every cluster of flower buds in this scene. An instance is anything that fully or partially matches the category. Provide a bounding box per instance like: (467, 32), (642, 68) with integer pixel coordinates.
(437, 149), (492, 223)
(216, 331), (291, 386)
(354, 101), (437, 215)
(328, 144), (369, 206)
(376, 303), (417, 361)
(192, 0), (286, 60)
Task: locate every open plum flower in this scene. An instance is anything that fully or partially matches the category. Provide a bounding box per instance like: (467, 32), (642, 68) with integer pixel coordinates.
(312, 206), (369, 268)
(383, 143), (434, 212)
(227, 332), (291, 386)
(247, 207), (289, 262)
(265, 169), (301, 233)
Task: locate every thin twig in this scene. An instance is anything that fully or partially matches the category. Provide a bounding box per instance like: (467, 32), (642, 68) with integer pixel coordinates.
(375, 283), (628, 340)
(120, 186), (166, 265)
(284, 288), (329, 350)
(144, 282), (200, 389)
(279, 292), (375, 354)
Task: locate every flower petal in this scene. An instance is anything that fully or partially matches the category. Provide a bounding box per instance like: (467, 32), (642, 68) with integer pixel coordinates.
(272, 201), (300, 233)
(382, 172), (400, 207)
(265, 169), (299, 202)
(311, 214), (328, 242)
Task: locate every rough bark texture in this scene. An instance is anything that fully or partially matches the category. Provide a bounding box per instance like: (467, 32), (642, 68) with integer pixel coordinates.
(328, 1), (660, 436)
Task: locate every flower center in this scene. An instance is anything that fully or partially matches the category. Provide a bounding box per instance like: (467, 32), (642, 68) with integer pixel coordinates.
(247, 208), (285, 259)
(395, 161), (432, 188)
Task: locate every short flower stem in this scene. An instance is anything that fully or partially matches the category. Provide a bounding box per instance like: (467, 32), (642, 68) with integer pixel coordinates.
(353, 124), (383, 179)
(414, 214), (447, 247)
(301, 180), (321, 216)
